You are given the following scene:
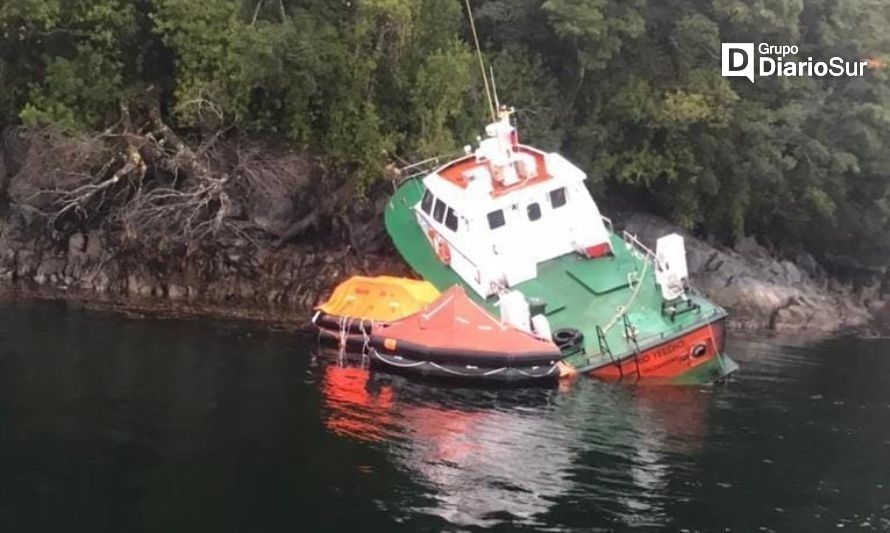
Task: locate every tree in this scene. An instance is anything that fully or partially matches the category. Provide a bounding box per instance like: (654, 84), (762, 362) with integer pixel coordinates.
(0, 0), (138, 130)
(0, 0), (887, 262)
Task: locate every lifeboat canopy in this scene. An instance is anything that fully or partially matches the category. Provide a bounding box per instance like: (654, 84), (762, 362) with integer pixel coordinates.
(317, 276), (441, 322)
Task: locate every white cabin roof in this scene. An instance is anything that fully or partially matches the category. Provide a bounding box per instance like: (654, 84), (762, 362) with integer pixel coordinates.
(412, 110), (612, 297)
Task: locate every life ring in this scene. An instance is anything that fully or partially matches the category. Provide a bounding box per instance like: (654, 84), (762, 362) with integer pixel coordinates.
(427, 229), (451, 264)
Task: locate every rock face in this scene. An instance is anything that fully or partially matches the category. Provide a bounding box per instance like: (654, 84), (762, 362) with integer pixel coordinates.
(0, 202), (883, 337)
(620, 213), (878, 336)
(0, 215), (409, 325)
(0, 149), (7, 197)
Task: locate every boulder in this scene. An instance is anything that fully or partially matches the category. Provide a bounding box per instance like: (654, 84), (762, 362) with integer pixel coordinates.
(735, 236), (770, 259)
(793, 249), (823, 280)
(780, 260), (805, 286)
(168, 284), (188, 300)
(16, 250), (37, 279)
(806, 307), (844, 332)
(772, 303), (811, 332)
(0, 148), (7, 197)
(127, 273), (155, 297)
(36, 256), (66, 283)
(68, 233), (86, 255)
(85, 231), (104, 259)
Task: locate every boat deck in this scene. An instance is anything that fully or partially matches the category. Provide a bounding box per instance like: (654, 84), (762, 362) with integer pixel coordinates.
(384, 179), (727, 373)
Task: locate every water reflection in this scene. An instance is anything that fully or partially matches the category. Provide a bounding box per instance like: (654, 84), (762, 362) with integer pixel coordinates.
(319, 364), (575, 527)
(615, 387), (708, 527)
(317, 362), (711, 528)
(5, 301), (889, 531)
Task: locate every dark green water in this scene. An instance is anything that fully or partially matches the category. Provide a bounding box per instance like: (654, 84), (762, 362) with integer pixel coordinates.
(0, 300), (888, 532)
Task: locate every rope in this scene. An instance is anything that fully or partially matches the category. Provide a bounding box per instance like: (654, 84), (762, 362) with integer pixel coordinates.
(429, 361), (506, 377)
(338, 315), (354, 364)
(464, 0), (496, 121)
(371, 350), (428, 368)
(312, 310), (324, 348)
(514, 365), (559, 378)
(603, 255), (650, 334)
(372, 350), (557, 380)
(360, 319), (372, 366)
(706, 319), (727, 375)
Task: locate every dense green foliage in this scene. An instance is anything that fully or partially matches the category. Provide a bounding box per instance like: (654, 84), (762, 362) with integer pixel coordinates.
(1, 0), (889, 260)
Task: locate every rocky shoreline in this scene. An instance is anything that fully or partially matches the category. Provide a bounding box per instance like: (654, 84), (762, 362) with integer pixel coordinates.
(0, 210), (886, 339)
(0, 214), (409, 330)
(622, 213), (888, 338)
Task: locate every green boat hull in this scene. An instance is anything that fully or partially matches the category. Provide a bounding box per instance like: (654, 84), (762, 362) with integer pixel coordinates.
(384, 178), (738, 385)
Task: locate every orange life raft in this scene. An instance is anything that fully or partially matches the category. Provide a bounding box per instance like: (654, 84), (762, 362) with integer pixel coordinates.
(370, 286), (562, 382)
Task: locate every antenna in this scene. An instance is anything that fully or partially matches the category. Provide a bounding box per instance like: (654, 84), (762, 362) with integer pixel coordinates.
(464, 0), (496, 122)
(490, 66), (500, 114)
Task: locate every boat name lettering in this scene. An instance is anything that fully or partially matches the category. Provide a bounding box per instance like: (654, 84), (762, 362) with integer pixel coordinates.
(650, 340), (684, 360)
(647, 356), (683, 372)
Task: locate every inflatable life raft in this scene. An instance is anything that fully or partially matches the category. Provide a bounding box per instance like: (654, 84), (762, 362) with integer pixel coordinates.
(369, 286), (563, 383)
(312, 276), (440, 350)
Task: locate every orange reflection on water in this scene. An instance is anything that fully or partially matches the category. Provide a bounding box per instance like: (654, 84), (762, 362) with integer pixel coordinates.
(321, 364), (484, 462)
(321, 365), (394, 442)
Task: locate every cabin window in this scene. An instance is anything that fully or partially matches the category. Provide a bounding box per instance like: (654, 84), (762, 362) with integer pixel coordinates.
(445, 207), (459, 232)
(421, 190), (434, 214)
(487, 209), (506, 230)
(549, 187), (567, 209)
(433, 198), (446, 223)
(527, 202), (542, 221)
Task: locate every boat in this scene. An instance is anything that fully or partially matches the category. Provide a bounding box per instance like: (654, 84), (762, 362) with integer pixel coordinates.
(312, 275), (440, 351)
(383, 107), (739, 384)
(369, 285), (563, 382)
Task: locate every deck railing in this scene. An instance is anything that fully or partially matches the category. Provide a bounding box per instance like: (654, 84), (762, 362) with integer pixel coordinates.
(621, 230), (657, 262)
(393, 151), (468, 189)
(398, 155), (443, 175)
(392, 156), (445, 192)
(629, 307), (725, 349)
